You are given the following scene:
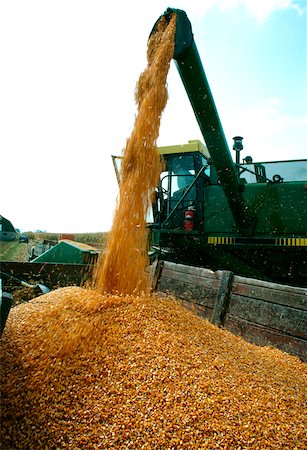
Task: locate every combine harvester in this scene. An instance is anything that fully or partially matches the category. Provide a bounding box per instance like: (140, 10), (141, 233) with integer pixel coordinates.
(142, 8), (307, 359)
(146, 8), (307, 287)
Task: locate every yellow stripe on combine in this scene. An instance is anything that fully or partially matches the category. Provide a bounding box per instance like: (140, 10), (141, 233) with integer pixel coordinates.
(208, 237), (235, 245)
(275, 238), (307, 246)
(275, 238), (307, 247)
(208, 237), (307, 246)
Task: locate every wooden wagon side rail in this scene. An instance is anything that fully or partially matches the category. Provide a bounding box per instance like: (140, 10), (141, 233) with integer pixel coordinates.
(152, 261), (307, 361)
(1, 261), (94, 293)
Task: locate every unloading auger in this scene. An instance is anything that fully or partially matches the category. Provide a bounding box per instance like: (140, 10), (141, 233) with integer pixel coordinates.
(150, 8), (250, 233)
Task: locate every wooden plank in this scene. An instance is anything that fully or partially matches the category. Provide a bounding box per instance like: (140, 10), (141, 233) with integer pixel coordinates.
(157, 262), (218, 307)
(147, 260), (163, 291)
(227, 294), (307, 339)
(179, 299), (213, 321)
(211, 271), (233, 326)
(232, 280), (307, 311)
(163, 261), (215, 279)
(224, 317), (307, 362)
(161, 267), (218, 289)
(157, 276), (216, 307)
(233, 274), (307, 295)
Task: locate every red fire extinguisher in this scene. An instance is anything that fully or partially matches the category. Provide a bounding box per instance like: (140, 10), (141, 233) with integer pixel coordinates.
(184, 206), (196, 231)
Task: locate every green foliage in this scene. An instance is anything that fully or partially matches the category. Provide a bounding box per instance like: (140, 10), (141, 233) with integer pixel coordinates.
(74, 232), (108, 245)
(30, 232), (108, 249)
(35, 232), (59, 241)
(0, 241), (29, 262)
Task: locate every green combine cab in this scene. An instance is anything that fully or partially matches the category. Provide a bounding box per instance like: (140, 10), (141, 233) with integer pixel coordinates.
(147, 8), (307, 287)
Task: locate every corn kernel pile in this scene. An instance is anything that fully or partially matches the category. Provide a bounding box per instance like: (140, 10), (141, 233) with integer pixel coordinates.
(1, 286), (306, 449)
(94, 14), (176, 295)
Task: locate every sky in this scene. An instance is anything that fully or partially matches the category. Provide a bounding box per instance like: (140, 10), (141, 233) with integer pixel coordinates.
(1, 0), (306, 233)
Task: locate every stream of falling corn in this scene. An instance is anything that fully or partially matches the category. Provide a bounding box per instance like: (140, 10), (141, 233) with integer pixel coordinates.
(94, 15), (176, 295)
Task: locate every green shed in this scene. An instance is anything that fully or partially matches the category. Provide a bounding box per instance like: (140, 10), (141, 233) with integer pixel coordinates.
(32, 240), (99, 265)
(0, 215), (17, 241)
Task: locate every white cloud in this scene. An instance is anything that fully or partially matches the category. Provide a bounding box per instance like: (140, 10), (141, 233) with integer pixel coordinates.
(219, 0), (304, 22)
(224, 97), (307, 160)
(151, 0), (304, 21)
